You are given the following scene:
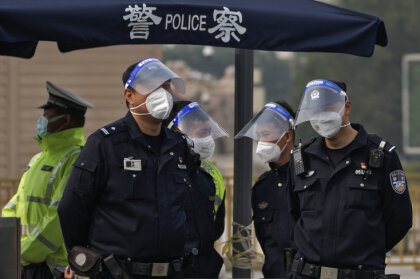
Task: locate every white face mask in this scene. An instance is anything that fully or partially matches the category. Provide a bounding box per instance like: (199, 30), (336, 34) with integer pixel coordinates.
(310, 105), (349, 138)
(130, 87), (173, 120)
(255, 135), (286, 164)
(192, 136), (215, 161)
(310, 111), (342, 138)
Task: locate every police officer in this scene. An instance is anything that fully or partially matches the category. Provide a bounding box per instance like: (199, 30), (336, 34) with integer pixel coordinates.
(235, 101), (295, 278)
(289, 80), (412, 279)
(58, 58), (194, 279)
(164, 101), (228, 278)
(2, 81), (93, 279)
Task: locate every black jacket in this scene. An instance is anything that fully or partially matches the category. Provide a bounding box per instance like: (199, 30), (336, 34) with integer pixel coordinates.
(252, 162), (294, 278)
(58, 112), (192, 261)
(184, 168), (224, 278)
(289, 123), (412, 270)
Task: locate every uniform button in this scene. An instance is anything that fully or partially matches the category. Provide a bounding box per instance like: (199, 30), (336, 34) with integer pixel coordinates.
(262, 217), (266, 220)
(278, 183), (282, 187)
(304, 185), (307, 189)
(80, 162), (84, 166)
(148, 145), (151, 148)
(346, 160), (350, 164)
(132, 174), (136, 178)
(170, 152), (174, 156)
(360, 183), (364, 187)
(189, 184), (192, 188)
(111, 126), (116, 130)
(183, 178), (187, 182)
(127, 258), (132, 262)
(326, 156), (329, 160)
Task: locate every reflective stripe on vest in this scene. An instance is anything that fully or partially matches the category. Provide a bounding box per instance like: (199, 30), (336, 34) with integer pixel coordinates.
(33, 226), (59, 251)
(21, 224), (37, 236)
(26, 147), (80, 206)
(46, 258), (66, 273)
(5, 201), (16, 210)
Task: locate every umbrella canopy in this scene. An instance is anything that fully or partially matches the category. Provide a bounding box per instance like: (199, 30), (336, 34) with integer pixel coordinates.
(0, 0), (387, 58)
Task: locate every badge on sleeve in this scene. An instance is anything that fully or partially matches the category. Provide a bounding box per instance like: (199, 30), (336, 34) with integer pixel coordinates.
(389, 170), (406, 194)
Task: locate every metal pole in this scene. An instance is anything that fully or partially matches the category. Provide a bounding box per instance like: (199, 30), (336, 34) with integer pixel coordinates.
(232, 48), (253, 278)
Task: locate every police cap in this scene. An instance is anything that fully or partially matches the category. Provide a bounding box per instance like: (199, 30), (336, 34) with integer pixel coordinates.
(38, 81), (94, 113)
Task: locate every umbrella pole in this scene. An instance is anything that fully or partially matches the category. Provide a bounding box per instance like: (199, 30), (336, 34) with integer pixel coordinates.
(232, 48), (253, 278)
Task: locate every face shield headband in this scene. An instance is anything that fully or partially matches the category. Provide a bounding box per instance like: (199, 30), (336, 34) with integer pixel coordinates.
(168, 102), (229, 139)
(294, 80), (347, 127)
(234, 102), (294, 141)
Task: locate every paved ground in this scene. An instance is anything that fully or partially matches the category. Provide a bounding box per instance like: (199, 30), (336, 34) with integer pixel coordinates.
(385, 266), (420, 279)
(223, 266), (420, 278)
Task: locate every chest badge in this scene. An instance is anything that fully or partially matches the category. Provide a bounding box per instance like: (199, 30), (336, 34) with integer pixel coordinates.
(124, 158), (142, 171)
(177, 156), (187, 169)
(355, 162), (371, 176)
(390, 170), (406, 194)
(177, 163), (187, 170)
(258, 202), (268, 210)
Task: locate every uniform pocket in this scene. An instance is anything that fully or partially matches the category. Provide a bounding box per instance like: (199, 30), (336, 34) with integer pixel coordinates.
(293, 176), (319, 211)
(112, 166), (153, 200)
(72, 160), (98, 194)
(253, 210), (273, 224)
(171, 172), (191, 204)
(344, 177), (380, 209)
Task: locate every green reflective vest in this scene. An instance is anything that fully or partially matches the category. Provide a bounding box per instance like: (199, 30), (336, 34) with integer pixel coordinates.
(200, 160), (226, 215)
(2, 127), (85, 274)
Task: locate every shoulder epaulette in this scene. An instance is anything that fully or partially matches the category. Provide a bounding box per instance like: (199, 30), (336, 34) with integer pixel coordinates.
(97, 121), (127, 137)
(367, 134), (395, 153)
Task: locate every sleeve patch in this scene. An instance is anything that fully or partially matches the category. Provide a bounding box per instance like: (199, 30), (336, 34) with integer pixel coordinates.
(389, 170), (406, 194)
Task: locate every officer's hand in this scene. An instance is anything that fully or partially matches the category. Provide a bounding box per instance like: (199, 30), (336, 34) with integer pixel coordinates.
(64, 266), (75, 279)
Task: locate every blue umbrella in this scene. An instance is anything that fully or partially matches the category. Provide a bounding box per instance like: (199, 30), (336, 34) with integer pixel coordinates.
(0, 0), (386, 58)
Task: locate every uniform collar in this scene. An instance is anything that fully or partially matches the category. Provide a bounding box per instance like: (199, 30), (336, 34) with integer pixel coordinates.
(304, 123), (368, 161)
(124, 112), (184, 154)
(269, 161), (289, 176)
(35, 127), (85, 152)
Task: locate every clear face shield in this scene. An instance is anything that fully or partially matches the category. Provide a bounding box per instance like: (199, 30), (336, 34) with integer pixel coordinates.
(125, 58), (186, 95)
(294, 80), (347, 127)
(170, 102), (229, 140)
(169, 102), (228, 161)
(235, 102), (294, 142)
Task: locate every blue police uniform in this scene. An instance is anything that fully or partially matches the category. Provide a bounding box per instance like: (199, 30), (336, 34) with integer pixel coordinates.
(252, 163), (293, 278)
(183, 168), (224, 278)
(289, 124), (412, 278)
(58, 112), (192, 278)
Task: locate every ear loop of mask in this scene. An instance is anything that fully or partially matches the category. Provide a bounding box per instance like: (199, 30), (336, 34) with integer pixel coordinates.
(337, 102), (351, 128)
(276, 131), (289, 154)
(130, 101), (151, 116)
(129, 90), (171, 116)
(49, 114), (66, 133)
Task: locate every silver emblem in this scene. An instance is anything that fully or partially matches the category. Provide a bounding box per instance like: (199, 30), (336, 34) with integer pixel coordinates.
(304, 170), (315, 177)
(320, 266), (338, 279)
(75, 253), (87, 267)
(151, 263), (169, 276)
